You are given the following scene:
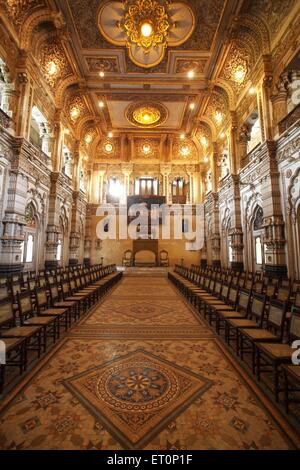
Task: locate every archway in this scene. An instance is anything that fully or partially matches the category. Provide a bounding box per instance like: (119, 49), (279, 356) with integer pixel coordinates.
(221, 210), (231, 268)
(22, 202), (41, 272)
(251, 206), (265, 274)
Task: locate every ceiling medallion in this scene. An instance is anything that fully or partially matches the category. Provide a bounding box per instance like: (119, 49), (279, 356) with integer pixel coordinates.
(126, 101), (168, 128)
(104, 142), (114, 154)
(123, 0), (170, 52)
(98, 0), (195, 68)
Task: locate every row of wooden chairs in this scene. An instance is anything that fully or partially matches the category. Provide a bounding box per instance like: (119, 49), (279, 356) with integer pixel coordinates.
(184, 265), (300, 305)
(0, 264), (122, 394)
(169, 265), (300, 414)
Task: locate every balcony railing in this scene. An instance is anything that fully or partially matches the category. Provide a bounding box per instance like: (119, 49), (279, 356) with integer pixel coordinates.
(172, 195), (187, 204)
(278, 103), (300, 135)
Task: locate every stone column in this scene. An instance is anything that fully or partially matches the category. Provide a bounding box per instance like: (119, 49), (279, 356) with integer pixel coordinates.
(272, 76), (288, 136)
(228, 175), (244, 272)
(121, 163), (133, 204)
(0, 170), (27, 275)
(160, 164), (172, 204)
(238, 124), (251, 168)
(210, 192), (221, 268)
(229, 112), (238, 174)
(52, 110), (64, 173)
(1, 82), (18, 132)
(262, 141), (287, 278)
(261, 58), (274, 141)
(69, 191), (81, 267)
(84, 204), (92, 266)
(45, 173), (60, 270)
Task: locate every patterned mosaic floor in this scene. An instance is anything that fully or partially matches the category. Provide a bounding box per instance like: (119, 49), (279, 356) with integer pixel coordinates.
(0, 277), (299, 450)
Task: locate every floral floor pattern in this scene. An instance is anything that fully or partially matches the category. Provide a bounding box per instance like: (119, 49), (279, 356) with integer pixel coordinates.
(0, 276), (299, 450)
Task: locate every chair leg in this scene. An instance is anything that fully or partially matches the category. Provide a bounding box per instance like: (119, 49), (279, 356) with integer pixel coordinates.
(284, 370), (289, 414)
(252, 344), (260, 381)
(240, 333), (244, 361)
(0, 364), (4, 394)
(274, 363), (279, 403)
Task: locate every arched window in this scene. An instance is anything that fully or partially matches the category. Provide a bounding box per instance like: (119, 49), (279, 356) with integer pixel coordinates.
(63, 145), (73, 178)
(20, 241), (25, 262)
(247, 114), (262, 154)
(252, 206), (264, 272)
(255, 237), (263, 265)
(253, 206), (263, 231)
(56, 240), (62, 261)
(26, 234), (34, 263)
(228, 244), (233, 263)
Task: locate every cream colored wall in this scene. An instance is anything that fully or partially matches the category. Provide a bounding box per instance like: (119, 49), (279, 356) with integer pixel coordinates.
(89, 213), (201, 266)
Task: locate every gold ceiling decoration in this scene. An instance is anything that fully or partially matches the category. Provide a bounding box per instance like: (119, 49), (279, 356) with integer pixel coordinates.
(123, 0), (170, 52)
(98, 0), (195, 68)
(126, 101), (168, 128)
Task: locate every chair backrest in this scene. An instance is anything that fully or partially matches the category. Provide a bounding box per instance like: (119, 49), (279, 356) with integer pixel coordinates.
(35, 288), (49, 311)
(228, 286), (239, 306)
(17, 291), (33, 323)
(27, 279), (37, 291)
(294, 292), (300, 308)
(11, 281), (22, 297)
(250, 293), (266, 325)
(0, 299), (15, 328)
(39, 277), (47, 288)
(70, 278), (77, 292)
(237, 289), (251, 315)
(289, 306), (300, 343)
(265, 284), (277, 299)
(160, 250), (168, 261)
(276, 287), (290, 303)
(280, 278), (290, 288)
(61, 281), (70, 298)
(204, 277), (210, 289)
(253, 281), (264, 294)
(124, 250), (133, 260)
(267, 300), (287, 339)
(291, 280), (300, 294)
(214, 280), (222, 296)
(221, 283), (229, 301)
(49, 283), (60, 303)
(245, 279), (253, 290)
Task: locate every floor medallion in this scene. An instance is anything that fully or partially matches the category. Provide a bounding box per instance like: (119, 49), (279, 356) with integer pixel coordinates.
(63, 349), (212, 449)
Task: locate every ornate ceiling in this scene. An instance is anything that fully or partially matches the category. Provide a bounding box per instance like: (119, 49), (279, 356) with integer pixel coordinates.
(0, 0), (299, 165)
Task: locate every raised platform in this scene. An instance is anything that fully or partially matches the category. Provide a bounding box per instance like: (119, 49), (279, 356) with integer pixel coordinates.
(118, 266), (169, 277)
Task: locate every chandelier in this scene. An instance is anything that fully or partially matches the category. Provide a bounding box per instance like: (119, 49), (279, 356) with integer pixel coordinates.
(123, 0), (170, 53)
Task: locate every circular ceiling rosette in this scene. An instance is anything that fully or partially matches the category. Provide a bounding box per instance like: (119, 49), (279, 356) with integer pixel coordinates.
(98, 0), (195, 68)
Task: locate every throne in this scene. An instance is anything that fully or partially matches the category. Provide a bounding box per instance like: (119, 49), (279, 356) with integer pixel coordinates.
(159, 250), (169, 267)
(122, 250), (133, 267)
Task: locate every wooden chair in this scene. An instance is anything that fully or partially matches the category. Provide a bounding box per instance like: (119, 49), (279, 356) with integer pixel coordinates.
(34, 287), (70, 335)
(0, 300), (27, 393)
(283, 365), (300, 413)
(217, 289), (252, 343)
(239, 299), (288, 376)
(0, 297), (44, 364)
(159, 250), (169, 267)
(256, 306), (300, 402)
(122, 250), (133, 267)
(48, 283), (78, 327)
